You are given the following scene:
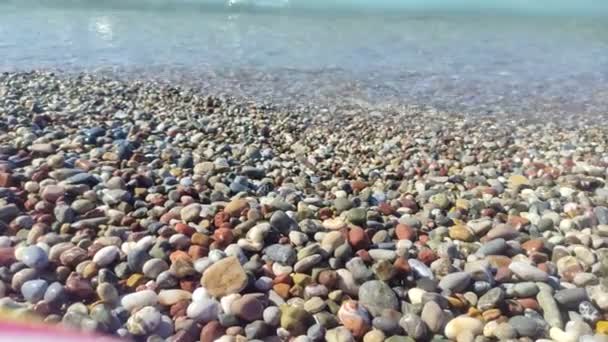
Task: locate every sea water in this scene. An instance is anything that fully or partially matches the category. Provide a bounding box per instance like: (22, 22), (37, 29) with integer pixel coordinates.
(1, 0), (607, 115)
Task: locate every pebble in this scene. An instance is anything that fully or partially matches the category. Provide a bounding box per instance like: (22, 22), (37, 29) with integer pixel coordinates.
(509, 315), (542, 337)
(281, 305), (314, 336)
(438, 272), (471, 293)
(21, 279), (48, 303)
(444, 316), (483, 340)
(158, 289), (192, 306)
(399, 314), (428, 340)
(509, 261), (549, 282)
(338, 300), (371, 337)
(121, 290), (158, 312)
(326, 326), (355, 342)
(477, 287), (504, 311)
(93, 245), (120, 267)
(200, 256), (248, 297)
(421, 300), (446, 333)
(358, 280), (399, 317)
(231, 295), (264, 322)
(127, 306), (161, 335)
(537, 290), (564, 329)
(554, 288), (588, 309)
(187, 298), (220, 322)
(97, 283), (119, 303)
(21, 245), (49, 270)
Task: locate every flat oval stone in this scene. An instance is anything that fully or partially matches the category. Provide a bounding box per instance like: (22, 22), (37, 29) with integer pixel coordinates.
(121, 290), (158, 312)
(21, 245), (49, 270)
(12, 268), (38, 291)
(508, 315), (543, 337)
(408, 259), (434, 279)
(476, 238), (507, 256)
(142, 258), (169, 279)
(358, 280), (399, 317)
(438, 272), (471, 293)
(43, 281), (65, 303)
(93, 245), (120, 267)
(231, 295), (264, 322)
(127, 248), (150, 273)
(554, 288), (588, 309)
(158, 289), (192, 306)
(97, 282), (119, 303)
(187, 298), (220, 322)
(59, 247), (88, 267)
(509, 261), (548, 282)
(265, 244), (296, 265)
(21, 279), (48, 303)
(200, 256), (248, 298)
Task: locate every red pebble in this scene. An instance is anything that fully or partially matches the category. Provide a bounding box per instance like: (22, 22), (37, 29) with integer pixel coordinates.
(517, 298), (540, 311)
(213, 212), (230, 227)
(481, 208), (496, 217)
(175, 223), (196, 236)
(418, 248), (438, 265)
(0, 247), (16, 267)
(180, 279), (197, 292)
(318, 207), (333, 220)
(494, 266), (513, 283)
(170, 300), (189, 318)
(170, 251), (191, 263)
(395, 224), (416, 241)
(213, 228), (234, 247)
(160, 212), (178, 224)
(348, 226), (370, 250)
(36, 214), (54, 224)
(219, 222), (232, 230)
(273, 273), (293, 285)
(200, 321), (225, 342)
(394, 257), (411, 275)
(0, 172), (15, 187)
(378, 203), (395, 215)
(188, 245), (208, 259)
(537, 262), (550, 273)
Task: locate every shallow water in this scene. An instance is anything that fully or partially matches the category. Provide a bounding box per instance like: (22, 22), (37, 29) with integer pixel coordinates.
(1, 1), (608, 115)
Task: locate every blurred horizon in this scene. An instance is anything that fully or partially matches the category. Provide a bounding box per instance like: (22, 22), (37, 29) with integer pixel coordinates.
(3, 0), (608, 16)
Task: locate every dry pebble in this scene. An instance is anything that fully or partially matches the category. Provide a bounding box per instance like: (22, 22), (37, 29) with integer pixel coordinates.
(2, 71), (608, 341)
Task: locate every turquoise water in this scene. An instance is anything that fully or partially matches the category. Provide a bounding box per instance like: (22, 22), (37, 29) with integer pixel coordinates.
(1, 1), (608, 114)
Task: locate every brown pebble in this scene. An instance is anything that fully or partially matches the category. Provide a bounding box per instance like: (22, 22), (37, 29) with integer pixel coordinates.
(317, 270), (338, 289)
(225, 326), (244, 336)
(521, 239), (544, 254)
(0, 172), (15, 187)
(200, 321), (225, 342)
(59, 247), (88, 268)
(517, 298), (540, 311)
(0, 247), (16, 267)
(395, 224), (416, 241)
(348, 226), (370, 250)
(65, 273), (95, 299)
(170, 300), (189, 318)
(213, 228), (234, 247)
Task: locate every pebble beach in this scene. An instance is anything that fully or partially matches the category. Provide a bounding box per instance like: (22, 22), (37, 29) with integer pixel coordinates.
(2, 70), (608, 342)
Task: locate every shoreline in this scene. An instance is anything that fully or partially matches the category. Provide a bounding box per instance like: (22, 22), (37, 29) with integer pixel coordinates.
(2, 67), (607, 124)
(1, 70), (608, 341)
